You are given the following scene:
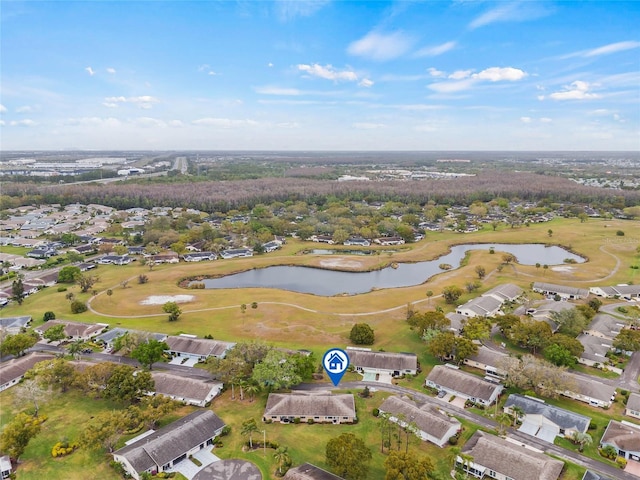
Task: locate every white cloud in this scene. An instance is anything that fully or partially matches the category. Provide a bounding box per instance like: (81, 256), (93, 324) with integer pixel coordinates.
(520, 116), (532, 123)
(353, 122), (385, 129)
(449, 70), (473, 80)
(103, 95), (160, 108)
(192, 117), (258, 128)
(473, 67), (527, 82)
(0, 120), (4, 126)
(268, 63), (274, 68)
(85, 66), (95, 76)
(275, 0), (330, 21)
(428, 68), (445, 78)
(168, 120), (184, 127)
(415, 41), (456, 57)
(585, 41), (640, 57)
(297, 64), (358, 82)
(547, 81), (601, 100)
(347, 31), (414, 61)
(208, 71), (217, 76)
(469, 2), (552, 29)
(254, 86), (302, 96)
(9, 119), (37, 126)
(198, 64), (217, 76)
(0, 104), (7, 113)
(358, 78), (374, 88)
(16, 105), (33, 113)
(64, 117), (122, 127)
(134, 117), (166, 128)
(106, 67), (116, 74)
(540, 117), (552, 123)
(429, 78), (476, 93)
(414, 124), (438, 132)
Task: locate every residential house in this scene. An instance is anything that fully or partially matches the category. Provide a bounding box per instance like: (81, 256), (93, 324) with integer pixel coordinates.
(590, 284), (640, 300)
(262, 240), (282, 253)
(112, 410), (226, 480)
(456, 283), (523, 318)
(560, 373), (616, 408)
(145, 253), (180, 264)
(164, 335), (235, 362)
(34, 320), (108, 341)
(97, 254), (132, 265)
(311, 235), (334, 244)
(582, 471), (615, 480)
(0, 456), (11, 479)
(0, 316), (32, 335)
(343, 237), (370, 247)
(263, 392), (356, 424)
(456, 430), (564, 480)
(504, 394), (591, 443)
(183, 252), (218, 262)
(373, 236), (405, 246)
(95, 328), (167, 349)
(71, 244), (97, 255)
(600, 420), (640, 461)
(346, 347), (418, 380)
(26, 247), (57, 259)
(626, 393), (640, 421)
(284, 463), (344, 480)
(533, 282), (589, 300)
(378, 395), (461, 447)
(0, 352), (54, 392)
(127, 246), (146, 255)
(463, 346), (508, 379)
(577, 333), (614, 369)
(219, 248), (254, 259)
(151, 372), (223, 407)
(425, 365), (503, 407)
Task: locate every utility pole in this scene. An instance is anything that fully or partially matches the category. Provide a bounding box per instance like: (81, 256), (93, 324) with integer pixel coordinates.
(262, 430), (266, 457)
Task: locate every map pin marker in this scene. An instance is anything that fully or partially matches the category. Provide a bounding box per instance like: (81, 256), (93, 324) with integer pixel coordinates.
(323, 348), (350, 386)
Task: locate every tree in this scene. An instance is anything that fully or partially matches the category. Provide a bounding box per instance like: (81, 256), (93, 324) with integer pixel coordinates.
(35, 358), (76, 393)
(613, 329), (640, 352)
(251, 349), (302, 390)
(241, 418), (259, 449)
(66, 339), (85, 360)
(384, 450), (434, 480)
(163, 301), (182, 322)
(273, 445), (291, 475)
(547, 333), (584, 357)
(510, 318), (552, 353)
(42, 311), (56, 322)
(43, 324), (66, 342)
(0, 412), (42, 461)
(551, 308), (589, 337)
(70, 300), (88, 313)
(571, 431), (593, 452)
(426, 331), (456, 360)
(11, 278), (25, 305)
(350, 323), (375, 345)
(81, 410), (129, 452)
(0, 332), (38, 357)
(407, 310), (449, 335)
(58, 265), (81, 283)
(76, 273), (99, 293)
(509, 405), (524, 427)
(494, 314), (520, 336)
(544, 344), (577, 367)
(475, 265), (486, 279)
(104, 365), (154, 404)
(461, 317), (491, 342)
(326, 433), (372, 480)
(14, 379), (50, 417)
(442, 285), (463, 304)
(130, 339), (169, 370)
(453, 336), (479, 364)
(78, 362), (118, 398)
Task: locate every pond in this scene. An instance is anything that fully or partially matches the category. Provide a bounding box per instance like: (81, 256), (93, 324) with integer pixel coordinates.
(197, 243), (584, 296)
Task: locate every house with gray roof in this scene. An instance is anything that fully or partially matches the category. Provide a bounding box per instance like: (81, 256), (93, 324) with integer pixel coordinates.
(284, 463), (344, 480)
(34, 320), (108, 341)
(626, 393), (640, 421)
(456, 283), (523, 318)
(457, 430), (564, 480)
(463, 346), (508, 379)
(0, 316), (32, 335)
(484, 283), (523, 302)
(533, 282), (589, 300)
(95, 328), (167, 348)
(425, 365), (503, 407)
(576, 333), (614, 370)
(504, 394), (591, 443)
(600, 420), (640, 461)
(346, 347), (418, 379)
(0, 352), (54, 392)
(165, 335), (235, 362)
(560, 373), (616, 408)
(585, 314), (625, 340)
(113, 410), (225, 480)
(151, 372), (222, 407)
(263, 392), (356, 424)
(590, 284), (640, 300)
(378, 395), (461, 447)
(582, 471), (615, 480)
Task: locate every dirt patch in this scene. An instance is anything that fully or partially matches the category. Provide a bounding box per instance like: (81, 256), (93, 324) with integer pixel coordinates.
(551, 266), (576, 273)
(319, 258), (364, 269)
(140, 294), (195, 305)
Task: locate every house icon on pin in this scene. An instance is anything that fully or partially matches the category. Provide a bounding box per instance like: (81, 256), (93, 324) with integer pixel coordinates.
(327, 352), (344, 371)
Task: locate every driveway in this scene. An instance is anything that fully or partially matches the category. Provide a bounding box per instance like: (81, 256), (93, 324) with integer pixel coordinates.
(170, 448), (220, 480)
(193, 460), (262, 480)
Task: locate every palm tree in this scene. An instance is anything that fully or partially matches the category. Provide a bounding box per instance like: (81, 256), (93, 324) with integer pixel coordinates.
(496, 413), (512, 436)
(509, 405), (525, 427)
(573, 431), (593, 452)
(459, 453), (474, 479)
(237, 379), (248, 401)
(273, 445), (290, 475)
(66, 339), (84, 360)
(241, 418), (259, 449)
(244, 382), (261, 402)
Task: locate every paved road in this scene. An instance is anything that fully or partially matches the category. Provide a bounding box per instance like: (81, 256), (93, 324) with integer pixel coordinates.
(295, 380), (638, 480)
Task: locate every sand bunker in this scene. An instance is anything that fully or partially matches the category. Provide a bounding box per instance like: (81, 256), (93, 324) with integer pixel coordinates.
(140, 294), (195, 305)
(551, 266), (576, 273)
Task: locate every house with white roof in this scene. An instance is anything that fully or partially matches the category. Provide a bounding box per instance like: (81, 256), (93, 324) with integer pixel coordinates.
(426, 365), (503, 407)
(533, 282), (589, 300)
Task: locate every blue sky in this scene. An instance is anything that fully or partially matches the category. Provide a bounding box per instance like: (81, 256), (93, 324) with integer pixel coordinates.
(1, 1), (639, 151)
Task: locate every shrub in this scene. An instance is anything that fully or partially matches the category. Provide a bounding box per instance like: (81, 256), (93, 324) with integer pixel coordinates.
(43, 311), (56, 322)
(70, 300), (87, 314)
(372, 408), (380, 417)
(57, 286), (67, 292)
(588, 422), (597, 430)
(220, 425), (231, 436)
(307, 419), (314, 424)
(616, 230), (625, 236)
(616, 457), (628, 468)
(448, 435), (459, 445)
(189, 282), (205, 289)
(350, 323), (375, 345)
(293, 417), (301, 424)
(51, 441), (79, 457)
